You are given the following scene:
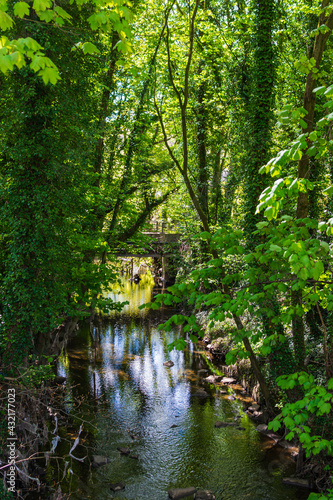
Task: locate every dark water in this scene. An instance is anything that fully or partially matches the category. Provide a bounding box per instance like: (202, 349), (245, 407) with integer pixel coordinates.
(56, 276), (309, 500)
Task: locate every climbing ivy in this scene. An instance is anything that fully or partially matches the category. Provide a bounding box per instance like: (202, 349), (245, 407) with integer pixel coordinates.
(242, 0), (276, 244)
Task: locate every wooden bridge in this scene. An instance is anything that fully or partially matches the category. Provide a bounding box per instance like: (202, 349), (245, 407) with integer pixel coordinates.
(111, 221), (182, 282)
(112, 222), (181, 258)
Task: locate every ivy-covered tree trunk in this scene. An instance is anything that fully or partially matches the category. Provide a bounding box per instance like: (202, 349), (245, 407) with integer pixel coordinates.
(0, 11), (103, 368)
(0, 73), (74, 366)
(243, 0), (276, 245)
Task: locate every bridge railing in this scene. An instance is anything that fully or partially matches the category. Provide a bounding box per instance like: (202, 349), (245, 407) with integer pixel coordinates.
(145, 221), (181, 233)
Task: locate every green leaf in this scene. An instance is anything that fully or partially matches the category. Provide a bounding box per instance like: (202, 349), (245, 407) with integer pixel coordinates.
(30, 55), (43, 71)
(82, 42), (100, 55)
(323, 185), (333, 196)
(225, 351), (237, 365)
(33, 0), (51, 11)
(318, 402), (331, 414)
(284, 416), (295, 428)
(308, 493), (326, 500)
(300, 254), (310, 267)
(198, 231), (212, 241)
(269, 244), (282, 252)
(0, 53), (13, 72)
(54, 6), (72, 20)
(299, 267), (309, 280)
(264, 207), (274, 221)
(324, 85), (333, 97)
(259, 164), (270, 174)
(9, 50), (25, 69)
(319, 24), (330, 34)
(87, 11), (109, 30)
(13, 1), (30, 18)
(317, 117), (327, 128)
(268, 419), (281, 432)
(189, 333), (198, 343)
(312, 261), (324, 280)
(318, 222), (328, 231)
(281, 215), (293, 221)
(307, 146), (318, 157)
(0, 10), (13, 30)
(261, 345), (271, 356)
(320, 241), (329, 252)
(313, 86), (326, 95)
(255, 221), (269, 229)
(24, 37), (43, 51)
(40, 66), (60, 84)
(38, 9), (53, 22)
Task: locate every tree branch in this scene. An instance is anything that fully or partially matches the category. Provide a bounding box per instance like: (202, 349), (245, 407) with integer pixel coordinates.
(154, 100), (184, 174)
(165, 23), (183, 107)
(183, 0), (199, 110)
(114, 188), (179, 242)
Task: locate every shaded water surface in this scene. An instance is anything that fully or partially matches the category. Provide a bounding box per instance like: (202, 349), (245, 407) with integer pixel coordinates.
(57, 277), (308, 500)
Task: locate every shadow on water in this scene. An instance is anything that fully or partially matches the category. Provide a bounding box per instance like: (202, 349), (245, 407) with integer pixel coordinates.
(56, 276), (309, 500)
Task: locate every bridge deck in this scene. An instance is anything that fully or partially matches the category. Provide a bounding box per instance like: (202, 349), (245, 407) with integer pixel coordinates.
(110, 231), (181, 258)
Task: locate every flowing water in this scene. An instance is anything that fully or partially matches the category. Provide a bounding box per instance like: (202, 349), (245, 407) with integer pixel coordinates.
(56, 276), (309, 500)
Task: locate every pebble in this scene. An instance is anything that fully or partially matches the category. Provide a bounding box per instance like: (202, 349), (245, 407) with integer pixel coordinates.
(110, 482), (125, 492)
(117, 447), (130, 455)
(164, 361), (174, 367)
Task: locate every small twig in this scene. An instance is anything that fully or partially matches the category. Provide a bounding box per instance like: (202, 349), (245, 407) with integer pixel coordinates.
(52, 414), (58, 435)
(68, 424), (86, 462)
(14, 464), (40, 487)
(50, 435), (61, 454)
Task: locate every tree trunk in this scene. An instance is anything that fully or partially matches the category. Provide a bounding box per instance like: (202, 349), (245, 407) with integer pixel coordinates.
(292, 0), (333, 369)
(196, 61), (209, 222)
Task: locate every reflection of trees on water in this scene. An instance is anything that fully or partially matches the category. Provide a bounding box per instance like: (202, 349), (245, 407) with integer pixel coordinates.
(106, 274), (156, 317)
(95, 320), (190, 421)
(63, 307), (199, 431)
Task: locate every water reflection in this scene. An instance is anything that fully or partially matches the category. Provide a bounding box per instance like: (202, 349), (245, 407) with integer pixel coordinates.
(57, 277), (308, 500)
(106, 275), (157, 317)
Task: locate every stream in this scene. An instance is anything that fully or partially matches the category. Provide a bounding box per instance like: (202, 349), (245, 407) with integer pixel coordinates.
(56, 276), (309, 500)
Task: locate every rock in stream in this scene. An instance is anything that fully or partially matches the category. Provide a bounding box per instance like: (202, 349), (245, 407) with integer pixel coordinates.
(92, 455), (109, 467)
(168, 487), (197, 499)
(195, 490), (216, 500)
